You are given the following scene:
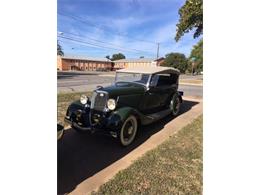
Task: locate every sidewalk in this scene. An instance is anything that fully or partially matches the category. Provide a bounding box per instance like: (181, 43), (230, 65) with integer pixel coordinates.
(179, 82), (203, 86)
(179, 79), (203, 86)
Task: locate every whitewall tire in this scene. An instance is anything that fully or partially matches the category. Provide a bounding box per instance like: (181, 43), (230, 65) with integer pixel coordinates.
(170, 94), (181, 116)
(119, 115), (138, 146)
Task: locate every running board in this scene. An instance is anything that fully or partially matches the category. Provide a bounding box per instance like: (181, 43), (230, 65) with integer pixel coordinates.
(146, 108), (172, 121)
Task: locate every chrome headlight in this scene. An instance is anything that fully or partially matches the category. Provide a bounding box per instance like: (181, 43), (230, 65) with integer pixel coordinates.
(80, 95), (88, 104)
(107, 99), (116, 110)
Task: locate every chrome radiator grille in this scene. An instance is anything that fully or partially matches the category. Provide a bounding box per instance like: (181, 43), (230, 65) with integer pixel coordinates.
(90, 91), (108, 111)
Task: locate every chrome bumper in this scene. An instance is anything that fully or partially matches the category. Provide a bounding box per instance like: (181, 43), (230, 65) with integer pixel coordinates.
(65, 116), (91, 130)
(64, 116), (117, 137)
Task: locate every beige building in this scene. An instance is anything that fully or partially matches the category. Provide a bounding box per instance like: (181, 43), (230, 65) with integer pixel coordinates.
(57, 55), (113, 71)
(113, 58), (164, 70)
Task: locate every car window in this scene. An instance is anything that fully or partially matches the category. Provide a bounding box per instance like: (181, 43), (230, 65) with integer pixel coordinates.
(150, 73), (178, 87)
(116, 73), (150, 85)
(135, 74), (150, 84)
(150, 74), (159, 86)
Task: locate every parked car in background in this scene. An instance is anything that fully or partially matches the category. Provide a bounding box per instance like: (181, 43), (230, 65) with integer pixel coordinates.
(65, 66), (183, 146)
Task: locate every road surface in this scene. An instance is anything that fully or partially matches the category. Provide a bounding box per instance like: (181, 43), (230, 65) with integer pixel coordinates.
(57, 71), (203, 97)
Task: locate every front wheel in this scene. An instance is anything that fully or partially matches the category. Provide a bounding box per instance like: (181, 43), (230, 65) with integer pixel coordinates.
(119, 115), (138, 146)
(170, 94), (181, 116)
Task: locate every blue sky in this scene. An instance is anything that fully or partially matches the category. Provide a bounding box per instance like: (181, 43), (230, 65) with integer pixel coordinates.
(58, 0), (201, 59)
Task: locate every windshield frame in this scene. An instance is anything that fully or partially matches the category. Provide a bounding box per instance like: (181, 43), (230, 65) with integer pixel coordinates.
(114, 72), (152, 88)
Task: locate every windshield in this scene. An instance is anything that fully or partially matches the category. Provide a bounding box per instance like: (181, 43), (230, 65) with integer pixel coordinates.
(115, 72), (150, 85)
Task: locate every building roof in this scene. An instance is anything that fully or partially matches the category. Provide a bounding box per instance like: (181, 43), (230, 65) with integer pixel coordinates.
(116, 66), (180, 74)
(61, 55), (111, 62)
(113, 58), (163, 63)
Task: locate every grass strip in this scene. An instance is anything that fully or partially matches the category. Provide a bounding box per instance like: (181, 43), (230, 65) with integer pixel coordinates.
(93, 115), (203, 195)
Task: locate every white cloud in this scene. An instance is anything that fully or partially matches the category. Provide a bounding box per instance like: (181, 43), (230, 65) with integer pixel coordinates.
(58, 12), (198, 58)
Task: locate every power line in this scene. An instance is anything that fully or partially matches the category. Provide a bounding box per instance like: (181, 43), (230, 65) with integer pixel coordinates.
(58, 39), (90, 50)
(58, 12), (157, 45)
(58, 35), (155, 56)
(58, 35), (148, 54)
(59, 39), (119, 56)
(59, 38), (128, 53)
(58, 35), (130, 51)
(59, 31), (155, 55)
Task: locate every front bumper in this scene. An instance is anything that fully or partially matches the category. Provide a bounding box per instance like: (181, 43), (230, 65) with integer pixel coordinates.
(64, 116), (91, 131)
(64, 109), (121, 137)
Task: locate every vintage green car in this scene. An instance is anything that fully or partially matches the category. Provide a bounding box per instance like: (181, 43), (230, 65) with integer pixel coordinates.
(65, 66), (183, 146)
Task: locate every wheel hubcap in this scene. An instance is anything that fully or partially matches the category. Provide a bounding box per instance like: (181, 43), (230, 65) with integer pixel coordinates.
(123, 120), (134, 140)
(128, 126), (133, 135)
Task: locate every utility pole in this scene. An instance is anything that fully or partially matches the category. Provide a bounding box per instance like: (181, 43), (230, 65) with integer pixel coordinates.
(156, 42), (160, 66)
(156, 42), (160, 59)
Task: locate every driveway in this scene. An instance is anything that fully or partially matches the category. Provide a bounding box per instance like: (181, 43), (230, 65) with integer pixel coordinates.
(58, 96), (203, 194)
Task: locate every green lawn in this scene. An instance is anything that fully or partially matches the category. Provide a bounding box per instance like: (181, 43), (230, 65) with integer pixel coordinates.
(57, 91), (92, 126)
(93, 115), (203, 195)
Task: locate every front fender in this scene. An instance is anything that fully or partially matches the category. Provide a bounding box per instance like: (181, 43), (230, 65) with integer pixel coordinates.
(66, 100), (82, 112)
(65, 100), (91, 126)
(107, 107), (139, 131)
(66, 100), (90, 115)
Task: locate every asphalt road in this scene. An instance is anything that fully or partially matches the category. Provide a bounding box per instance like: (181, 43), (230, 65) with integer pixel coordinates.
(57, 71), (203, 97)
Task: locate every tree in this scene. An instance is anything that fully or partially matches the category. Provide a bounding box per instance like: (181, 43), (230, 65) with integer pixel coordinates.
(175, 0), (203, 41)
(57, 41), (64, 56)
(105, 55), (110, 60)
(111, 53), (126, 61)
(161, 52), (188, 73)
(189, 39), (203, 73)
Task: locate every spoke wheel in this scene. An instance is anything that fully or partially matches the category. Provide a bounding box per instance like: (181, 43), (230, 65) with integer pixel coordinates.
(119, 115), (138, 146)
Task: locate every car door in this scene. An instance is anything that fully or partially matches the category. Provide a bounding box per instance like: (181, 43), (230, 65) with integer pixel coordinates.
(142, 85), (162, 114)
(156, 73), (179, 108)
(142, 74), (178, 114)
(158, 83), (176, 108)
(140, 74), (165, 114)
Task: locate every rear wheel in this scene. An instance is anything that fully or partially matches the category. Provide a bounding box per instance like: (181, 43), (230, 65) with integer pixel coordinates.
(119, 115), (138, 146)
(170, 94), (181, 116)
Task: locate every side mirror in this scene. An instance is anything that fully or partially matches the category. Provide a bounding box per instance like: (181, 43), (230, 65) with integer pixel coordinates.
(146, 85), (155, 92)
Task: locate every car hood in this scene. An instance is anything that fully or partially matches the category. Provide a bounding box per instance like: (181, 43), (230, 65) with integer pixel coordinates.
(97, 83), (145, 98)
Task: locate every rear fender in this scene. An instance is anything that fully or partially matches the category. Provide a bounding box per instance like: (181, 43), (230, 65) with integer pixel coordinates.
(177, 91), (183, 103)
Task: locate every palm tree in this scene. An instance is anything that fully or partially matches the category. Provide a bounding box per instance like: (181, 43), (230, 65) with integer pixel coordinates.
(57, 41), (64, 56)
